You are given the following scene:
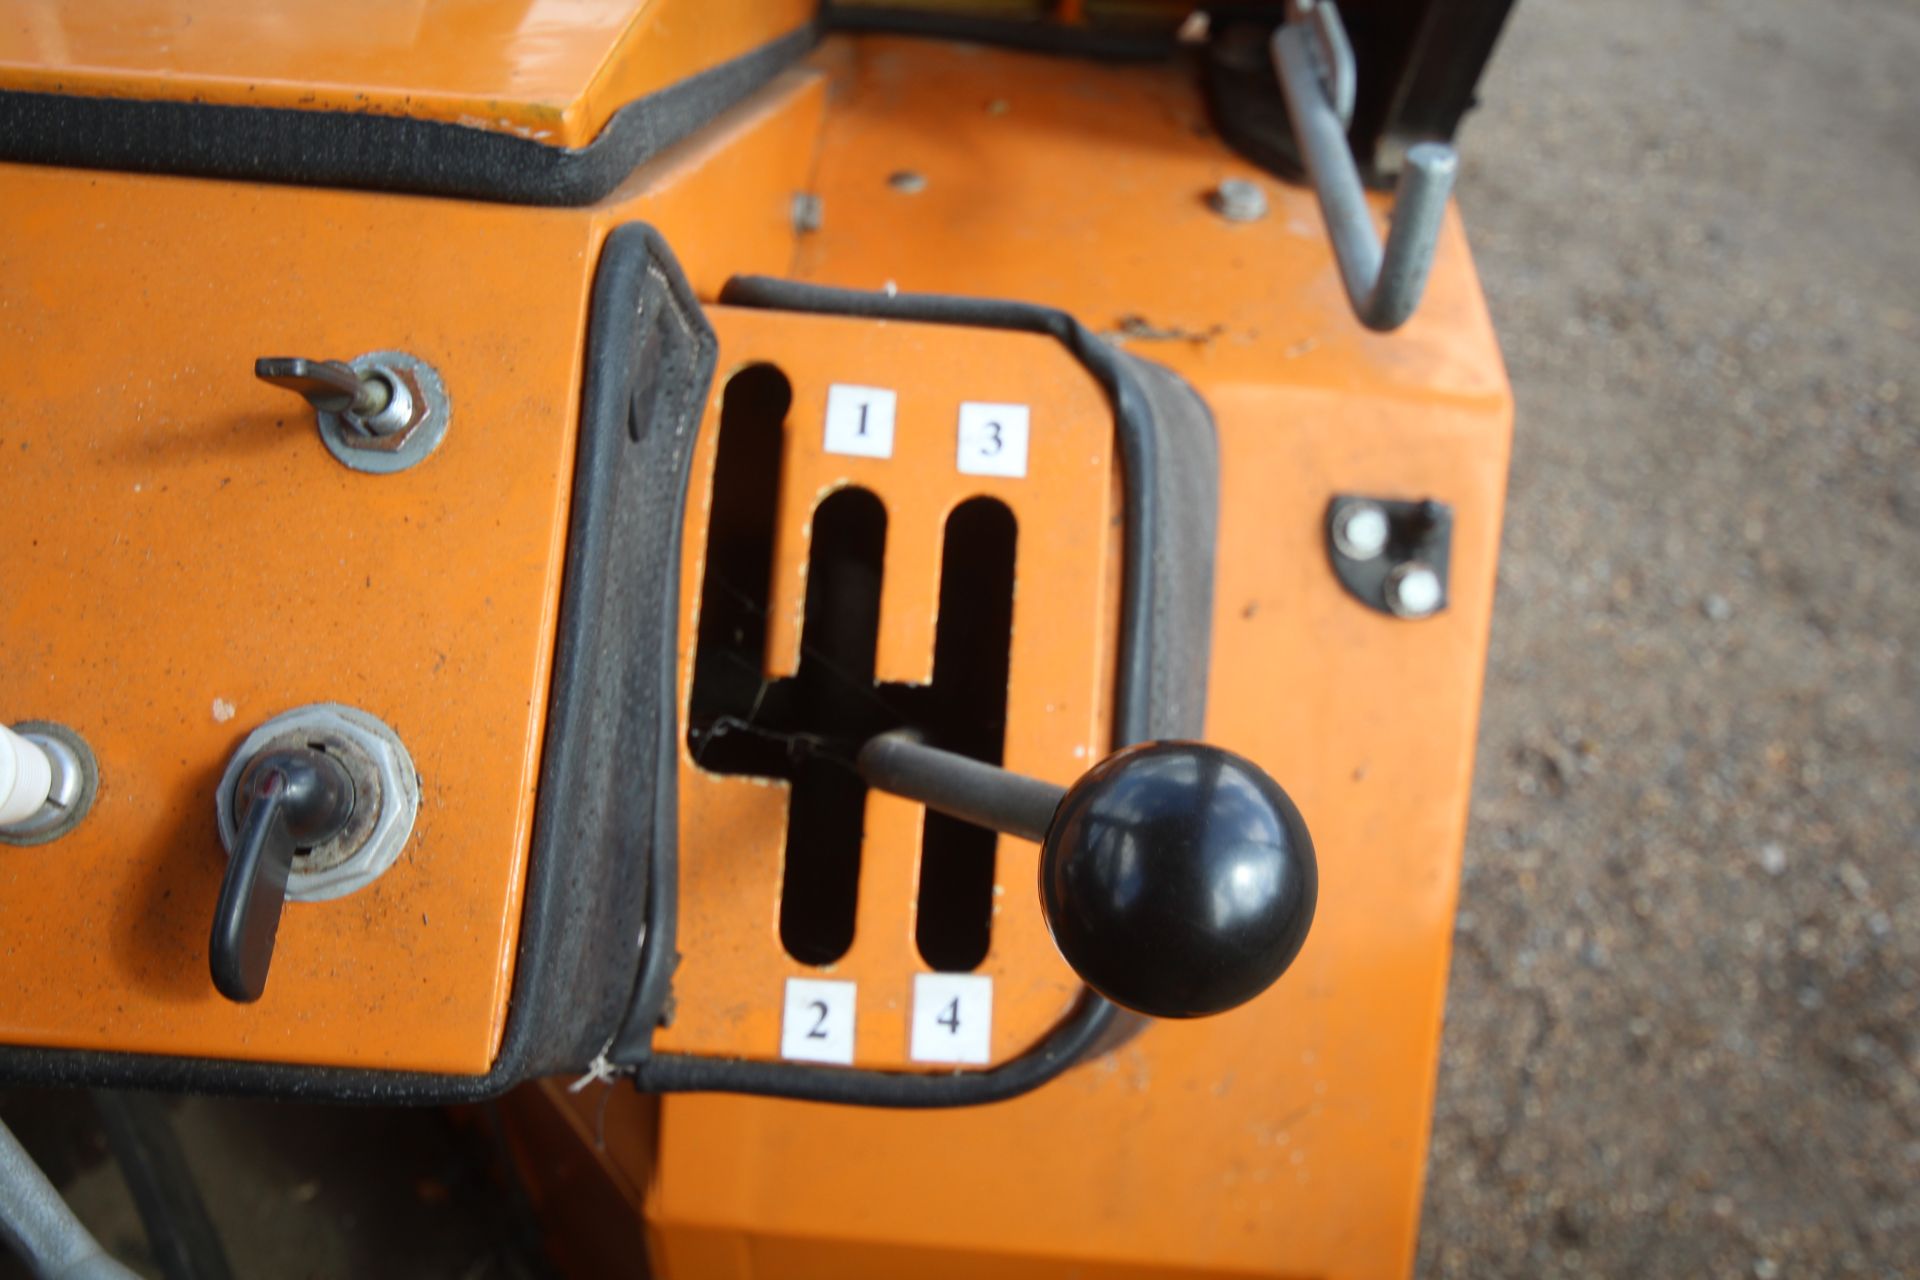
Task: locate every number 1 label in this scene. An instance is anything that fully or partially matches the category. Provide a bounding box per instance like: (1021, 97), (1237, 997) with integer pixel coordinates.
(909, 973), (993, 1064)
(781, 977), (857, 1064)
(824, 384), (896, 459)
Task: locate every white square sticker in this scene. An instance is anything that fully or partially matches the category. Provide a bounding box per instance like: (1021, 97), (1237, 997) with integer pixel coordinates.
(956, 402), (1030, 478)
(909, 973), (994, 1064)
(823, 384), (896, 458)
(781, 977), (857, 1064)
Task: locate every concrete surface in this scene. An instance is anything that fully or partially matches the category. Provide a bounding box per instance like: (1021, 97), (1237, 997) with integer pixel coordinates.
(0, 1093), (543, 1280)
(5, 1), (1917, 1276)
(1417, 0), (1920, 1275)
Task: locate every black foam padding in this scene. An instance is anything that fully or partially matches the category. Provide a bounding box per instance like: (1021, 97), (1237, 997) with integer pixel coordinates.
(606, 276), (1220, 1107)
(0, 10), (1188, 209)
(1128, 359), (1221, 737)
(711, 277), (1219, 744)
(0, 28), (813, 207)
(508, 223), (719, 1071)
(823, 4), (1178, 60)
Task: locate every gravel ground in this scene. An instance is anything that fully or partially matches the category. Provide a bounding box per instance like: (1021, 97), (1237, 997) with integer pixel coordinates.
(1417, 0), (1920, 1275)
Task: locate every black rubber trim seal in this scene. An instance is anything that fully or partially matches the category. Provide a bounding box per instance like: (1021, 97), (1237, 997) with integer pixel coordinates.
(0, 26), (813, 207)
(822, 4), (1178, 61)
(0, 9), (1193, 208)
(0, 224), (717, 1103)
(612, 275), (1220, 1107)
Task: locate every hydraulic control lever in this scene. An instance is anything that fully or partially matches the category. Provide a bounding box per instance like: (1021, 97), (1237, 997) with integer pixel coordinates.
(857, 732), (1317, 1019)
(1270, 0), (1457, 331)
(209, 747), (355, 1003)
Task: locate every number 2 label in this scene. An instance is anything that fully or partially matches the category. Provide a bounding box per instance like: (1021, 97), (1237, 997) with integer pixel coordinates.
(781, 977), (857, 1064)
(910, 973), (993, 1064)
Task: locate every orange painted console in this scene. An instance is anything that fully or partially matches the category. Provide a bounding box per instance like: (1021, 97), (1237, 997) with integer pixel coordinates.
(0, 5), (1514, 1277)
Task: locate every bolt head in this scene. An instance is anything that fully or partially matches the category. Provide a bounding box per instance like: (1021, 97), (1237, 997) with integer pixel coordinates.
(790, 192), (824, 234)
(1211, 178), (1268, 223)
(1333, 501), (1390, 560)
(1384, 561), (1445, 619)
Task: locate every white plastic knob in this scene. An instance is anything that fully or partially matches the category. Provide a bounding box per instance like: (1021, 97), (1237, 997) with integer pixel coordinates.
(0, 724), (55, 827)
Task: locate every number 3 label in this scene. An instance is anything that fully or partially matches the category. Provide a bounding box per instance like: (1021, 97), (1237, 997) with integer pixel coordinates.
(781, 977), (857, 1064)
(956, 402), (1030, 478)
(910, 973), (993, 1064)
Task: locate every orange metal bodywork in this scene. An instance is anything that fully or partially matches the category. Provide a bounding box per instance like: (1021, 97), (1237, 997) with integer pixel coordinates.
(0, 20), (1511, 1280)
(0, 0), (813, 146)
(661, 309), (1118, 1070)
(605, 39), (1508, 1280)
(0, 68), (830, 1073)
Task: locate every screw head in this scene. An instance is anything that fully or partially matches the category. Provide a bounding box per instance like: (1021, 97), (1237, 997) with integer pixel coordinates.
(1332, 501), (1391, 560)
(1210, 178), (1268, 223)
(790, 192), (824, 234)
(1384, 561), (1445, 619)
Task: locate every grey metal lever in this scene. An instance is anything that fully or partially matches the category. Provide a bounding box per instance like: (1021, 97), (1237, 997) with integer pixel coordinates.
(255, 356), (412, 437)
(1271, 0), (1458, 332)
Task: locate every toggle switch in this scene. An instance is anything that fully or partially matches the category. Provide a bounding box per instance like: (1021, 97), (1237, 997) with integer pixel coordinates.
(857, 732), (1317, 1019)
(254, 351), (451, 474)
(0, 721), (98, 845)
(210, 703), (420, 1002)
(210, 747), (355, 1003)
(255, 357), (408, 434)
(0, 724), (56, 829)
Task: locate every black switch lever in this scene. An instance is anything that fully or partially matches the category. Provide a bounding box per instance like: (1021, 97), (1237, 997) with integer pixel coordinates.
(857, 732), (1317, 1019)
(210, 748), (355, 1003)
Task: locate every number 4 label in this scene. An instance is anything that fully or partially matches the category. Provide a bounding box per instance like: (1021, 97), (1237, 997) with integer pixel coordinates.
(956, 402), (1030, 478)
(781, 977), (857, 1065)
(910, 973), (993, 1064)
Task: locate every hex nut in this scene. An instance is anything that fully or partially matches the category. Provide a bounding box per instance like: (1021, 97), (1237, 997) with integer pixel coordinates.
(216, 703), (419, 902)
(316, 351), (450, 475)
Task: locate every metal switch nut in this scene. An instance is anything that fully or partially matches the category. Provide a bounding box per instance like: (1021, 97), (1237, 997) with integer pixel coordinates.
(0, 721), (97, 846)
(215, 703), (419, 902)
(255, 351), (451, 474)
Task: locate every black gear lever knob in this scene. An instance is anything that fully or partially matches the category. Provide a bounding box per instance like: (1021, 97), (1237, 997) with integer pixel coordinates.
(857, 733), (1316, 1018)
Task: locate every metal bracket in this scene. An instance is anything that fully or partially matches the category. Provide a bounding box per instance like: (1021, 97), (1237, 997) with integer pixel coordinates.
(1271, 0), (1458, 332)
(1326, 495), (1453, 619)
